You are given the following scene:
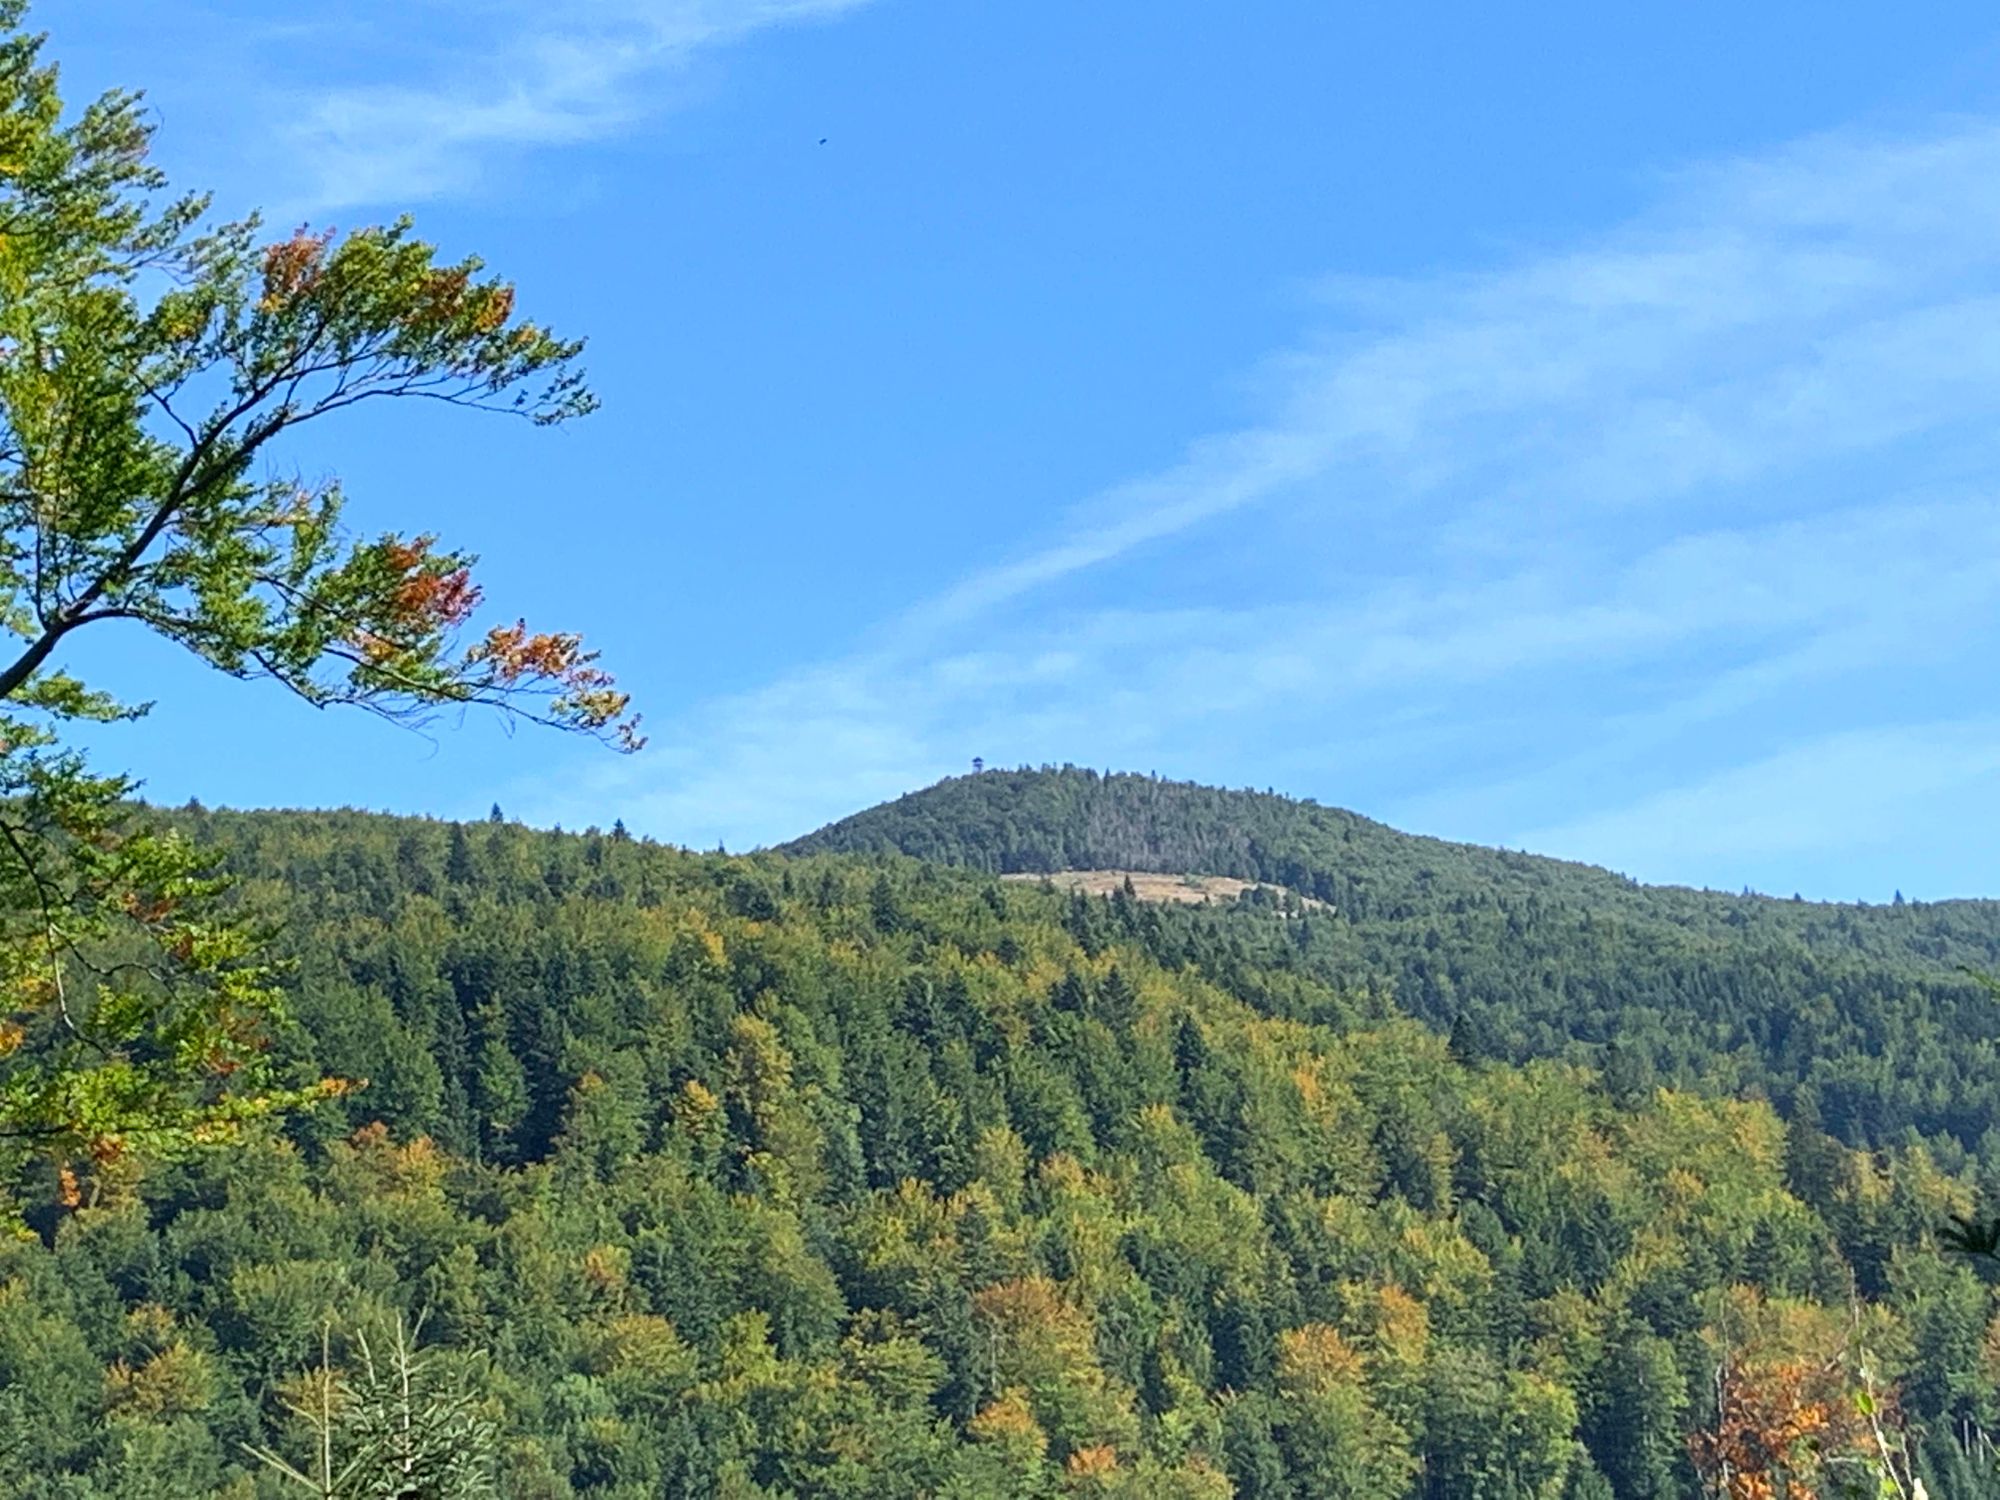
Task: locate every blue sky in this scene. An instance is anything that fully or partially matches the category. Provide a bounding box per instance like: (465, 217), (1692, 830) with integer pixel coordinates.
(45, 0), (2000, 900)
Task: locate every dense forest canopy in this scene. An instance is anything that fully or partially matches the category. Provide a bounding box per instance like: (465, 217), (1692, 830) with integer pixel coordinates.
(3, 799), (1999, 1496)
(784, 768), (1975, 942)
(790, 767), (2000, 1156)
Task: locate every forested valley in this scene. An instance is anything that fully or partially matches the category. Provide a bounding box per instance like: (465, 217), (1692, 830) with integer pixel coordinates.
(6, 790), (2000, 1497)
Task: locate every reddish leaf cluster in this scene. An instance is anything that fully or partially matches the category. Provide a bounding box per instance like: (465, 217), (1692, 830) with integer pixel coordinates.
(474, 620), (596, 684)
(410, 265), (516, 335)
(380, 536), (482, 630)
(1689, 1356), (1901, 1500)
(470, 619), (639, 745)
(119, 891), (180, 926)
(259, 227), (334, 312)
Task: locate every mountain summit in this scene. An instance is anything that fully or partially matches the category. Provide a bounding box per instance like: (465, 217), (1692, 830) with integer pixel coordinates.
(782, 765), (1633, 899)
(786, 764), (1932, 922)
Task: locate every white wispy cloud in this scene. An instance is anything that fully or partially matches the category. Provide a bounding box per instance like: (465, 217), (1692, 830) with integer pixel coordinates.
(529, 117), (2000, 890)
(275, 0), (869, 208)
(1516, 721), (2000, 894)
(896, 123), (2000, 630)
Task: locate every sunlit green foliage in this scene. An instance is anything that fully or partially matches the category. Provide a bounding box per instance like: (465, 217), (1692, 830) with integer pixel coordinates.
(0, 1), (629, 1211)
(3, 811), (1996, 1495)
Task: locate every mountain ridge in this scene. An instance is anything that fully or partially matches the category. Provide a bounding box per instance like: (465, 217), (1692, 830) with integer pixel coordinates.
(781, 763), (1988, 921)
(779, 765), (2000, 1152)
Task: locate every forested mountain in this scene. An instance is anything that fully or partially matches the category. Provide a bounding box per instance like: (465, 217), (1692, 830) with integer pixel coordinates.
(783, 768), (1990, 953)
(789, 767), (2000, 1154)
(4, 805), (2000, 1497)
(786, 768), (1640, 894)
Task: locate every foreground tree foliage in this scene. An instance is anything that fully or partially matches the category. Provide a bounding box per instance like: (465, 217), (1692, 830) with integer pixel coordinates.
(244, 1317), (498, 1499)
(0, 4), (631, 1200)
(4, 813), (1997, 1496)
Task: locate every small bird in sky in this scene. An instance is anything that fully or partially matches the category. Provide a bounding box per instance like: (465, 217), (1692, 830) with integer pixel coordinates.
(818, 137), (828, 145)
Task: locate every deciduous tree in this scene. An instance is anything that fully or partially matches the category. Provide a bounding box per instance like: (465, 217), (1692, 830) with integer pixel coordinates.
(0, 1), (632, 1207)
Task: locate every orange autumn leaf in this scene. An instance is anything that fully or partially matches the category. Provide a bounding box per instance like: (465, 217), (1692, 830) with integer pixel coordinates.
(1066, 1445), (1119, 1476)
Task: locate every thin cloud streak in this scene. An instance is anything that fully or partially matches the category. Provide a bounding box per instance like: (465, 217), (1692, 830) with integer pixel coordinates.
(284, 0), (870, 208)
(1516, 720), (2000, 894)
(538, 488), (2000, 852)
(889, 121), (2000, 638)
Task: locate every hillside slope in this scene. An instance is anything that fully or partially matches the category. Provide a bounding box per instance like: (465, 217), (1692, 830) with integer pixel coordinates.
(783, 766), (1985, 939)
(786, 767), (2000, 1148)
(783, 767), (1650, 907)
(2, 806), (1995, 1497)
